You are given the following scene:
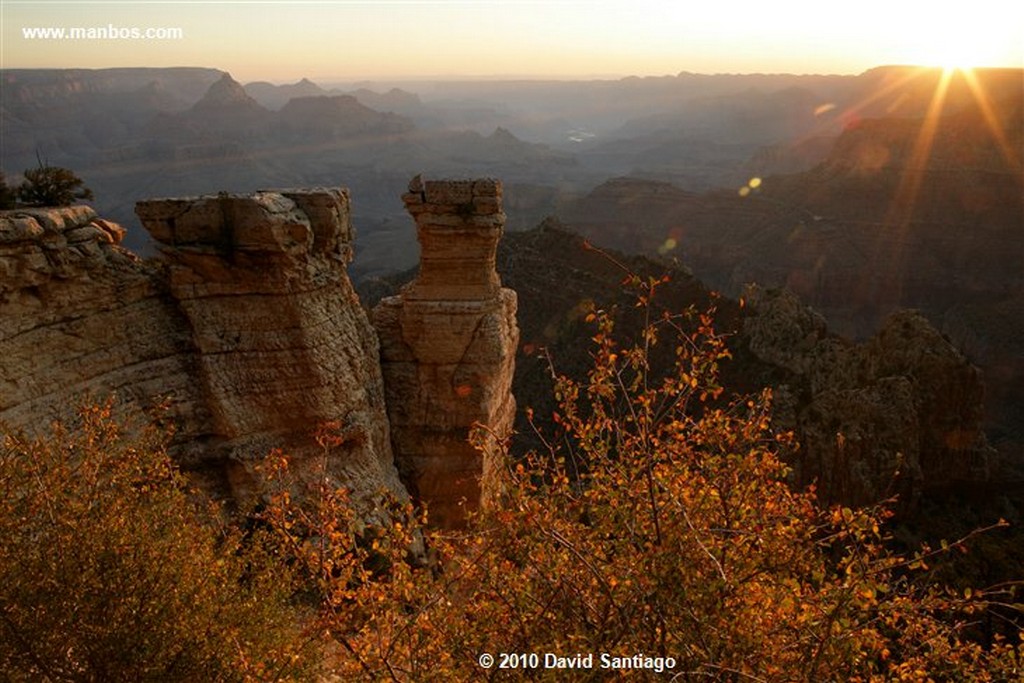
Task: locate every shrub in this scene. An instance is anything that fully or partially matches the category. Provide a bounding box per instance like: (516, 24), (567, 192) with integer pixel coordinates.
(0, 400), (316, 682)
(260, 270), (1021, 680)
(16, 162), (93, 207)
(2, 275), (1017, 681)
(253, 431), (433, 681)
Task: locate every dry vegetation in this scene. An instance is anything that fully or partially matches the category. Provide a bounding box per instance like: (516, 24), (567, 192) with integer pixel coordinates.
(1, 275), (1020, 681)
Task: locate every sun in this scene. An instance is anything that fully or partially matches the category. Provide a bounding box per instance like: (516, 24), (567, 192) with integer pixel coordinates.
(930, 47), (987, 72)
(902, 8), (1020, 71)
(910, 39), (1000, 71)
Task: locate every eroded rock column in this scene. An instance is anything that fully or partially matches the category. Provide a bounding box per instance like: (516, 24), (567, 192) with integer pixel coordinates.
(373, 177), (518, 527)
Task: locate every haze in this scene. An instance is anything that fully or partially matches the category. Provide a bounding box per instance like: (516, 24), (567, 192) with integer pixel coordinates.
(3, 0), (1023, 81)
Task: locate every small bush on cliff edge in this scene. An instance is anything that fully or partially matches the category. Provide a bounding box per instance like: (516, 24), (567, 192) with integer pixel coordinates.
(258, 268), (1021, 681)
(16, 161), (93, 207)
(0, 400), (316, 682)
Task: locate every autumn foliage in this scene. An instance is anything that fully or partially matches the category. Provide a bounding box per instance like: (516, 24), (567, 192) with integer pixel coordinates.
(1, 272), (1020, 681)
(0, 402), (314, 682)
(256, 273), (1019, 681)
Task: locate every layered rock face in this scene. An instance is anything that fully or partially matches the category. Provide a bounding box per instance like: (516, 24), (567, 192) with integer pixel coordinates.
(135, 189), (402, 501)
(374, 178), (518, 527)
(2, 191), (405, 507)
(0, 206), (205, 445)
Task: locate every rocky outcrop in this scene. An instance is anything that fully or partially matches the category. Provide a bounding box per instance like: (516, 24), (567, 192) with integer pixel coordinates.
(374, 177), (518, 527)
(2, 182), (522, 521)
(0, 206), (205, 449)
(743, 286), (992, 506)
(135, 189), (401, 502)
(190, 72), (265, 115)
(1, 191), (405, 508)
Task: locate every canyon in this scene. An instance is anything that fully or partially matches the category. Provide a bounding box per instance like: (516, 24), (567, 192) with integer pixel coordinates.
(556, 71), (1024, 464)
(2, 64), (1019, 523)
(0, 175), (1006, 528)
(369, 220), (996, 508)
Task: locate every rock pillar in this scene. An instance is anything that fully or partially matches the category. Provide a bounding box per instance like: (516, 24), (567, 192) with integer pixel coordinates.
(373, 177), (518, 527)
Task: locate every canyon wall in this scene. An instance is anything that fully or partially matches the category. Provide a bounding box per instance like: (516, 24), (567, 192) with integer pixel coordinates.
(1, 190), (405, 507)
(373, 177), (518, 527)
(0, 205), (208, 456)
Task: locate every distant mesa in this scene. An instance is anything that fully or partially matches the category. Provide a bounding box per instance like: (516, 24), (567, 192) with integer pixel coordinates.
(350, 87), (425, 116)
(277, 95), (414, 138)
(489, 126), (522, 146)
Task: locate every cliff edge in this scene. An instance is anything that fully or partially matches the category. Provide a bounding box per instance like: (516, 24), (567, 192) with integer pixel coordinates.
(1, 190), (405, 507)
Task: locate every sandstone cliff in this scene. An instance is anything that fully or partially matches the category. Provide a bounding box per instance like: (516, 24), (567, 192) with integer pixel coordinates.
(373, 178), (518, 527)
(0, 205), (207, 453)
(1, 191), (405, 507)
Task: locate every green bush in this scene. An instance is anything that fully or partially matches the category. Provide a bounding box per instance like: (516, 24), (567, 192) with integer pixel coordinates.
(16, 163), (93, 207)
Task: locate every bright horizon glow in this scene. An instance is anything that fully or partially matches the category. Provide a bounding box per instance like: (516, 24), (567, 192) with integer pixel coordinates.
(2, 1), (1022, 83)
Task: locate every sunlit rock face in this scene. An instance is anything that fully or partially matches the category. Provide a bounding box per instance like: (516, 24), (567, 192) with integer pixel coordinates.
(135, 189), (403, 503)
(2, 183), (520, 522)
(374, 177), (519, 527)
(1, 191), (406, 509)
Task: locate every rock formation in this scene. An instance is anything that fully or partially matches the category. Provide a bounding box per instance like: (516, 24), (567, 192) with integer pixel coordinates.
(190, 72), (264, 114)
(558, 91), (1024, 455)
(277, 95), (414, 141)
(2, 181), (521, 523)
(1, 190), (405, 508)
(468, 224), (994, 510)
(743, 286), (992, 507)
(244, 78), (329, 110)
(135, 189), (402, 501)
(0, 205), (206, 451)
(373, 177), (518, 527)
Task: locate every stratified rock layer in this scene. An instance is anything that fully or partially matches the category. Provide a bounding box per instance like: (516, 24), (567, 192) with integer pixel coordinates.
(0, 206), (206, 446)
(2, 192), (405, 508)
(374, 178), (518, 527)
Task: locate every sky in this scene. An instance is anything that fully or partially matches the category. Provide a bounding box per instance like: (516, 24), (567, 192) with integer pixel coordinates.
(2, 0), (1023, 83)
